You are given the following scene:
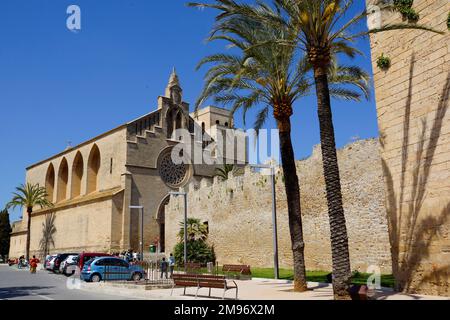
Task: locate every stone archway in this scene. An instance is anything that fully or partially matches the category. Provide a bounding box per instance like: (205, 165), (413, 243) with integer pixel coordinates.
(156, 195), (170, 253)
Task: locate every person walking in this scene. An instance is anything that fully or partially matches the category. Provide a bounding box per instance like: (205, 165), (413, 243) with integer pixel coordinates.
(29, 255), (39, 274)
(160, 257), (169, 279)
(168, 253), (175, 278)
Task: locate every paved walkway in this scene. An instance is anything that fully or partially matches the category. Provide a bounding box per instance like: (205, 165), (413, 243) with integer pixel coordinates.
(82, 278), (449, 300)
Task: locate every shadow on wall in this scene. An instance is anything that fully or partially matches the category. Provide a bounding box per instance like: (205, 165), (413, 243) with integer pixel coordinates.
(380, 53), (450, 295)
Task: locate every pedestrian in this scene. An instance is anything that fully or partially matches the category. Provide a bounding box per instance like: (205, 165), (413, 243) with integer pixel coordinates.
(18, 255), (24, 269)
(160, 258), (169, 279)
(29, 255), (39, 274)
(168, 253), (175, 278)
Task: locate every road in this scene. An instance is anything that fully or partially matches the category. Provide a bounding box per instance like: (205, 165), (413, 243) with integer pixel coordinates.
(0, 264), (139, 300)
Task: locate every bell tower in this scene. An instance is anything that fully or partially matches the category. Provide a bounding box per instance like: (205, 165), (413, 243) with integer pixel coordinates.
(165, 67), (183, 105)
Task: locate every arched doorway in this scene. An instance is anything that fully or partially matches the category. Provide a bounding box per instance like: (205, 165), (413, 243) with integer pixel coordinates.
(157, 195), (170, 253)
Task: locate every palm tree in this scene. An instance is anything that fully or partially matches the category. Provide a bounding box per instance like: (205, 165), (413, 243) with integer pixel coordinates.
(39, 213), (57, 259)
(188, 2), (369, 292)
(272, 0), (442, 300)
(178, 218), (209, 242)
(6, 183), (53, 260)
(214, 164), (235, 180)
(189, 0), (442, 299)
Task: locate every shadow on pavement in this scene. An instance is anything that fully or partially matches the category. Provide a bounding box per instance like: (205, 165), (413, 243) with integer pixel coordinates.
(0, 286), (55, 300)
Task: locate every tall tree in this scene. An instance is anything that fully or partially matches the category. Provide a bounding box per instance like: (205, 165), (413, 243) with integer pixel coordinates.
(188, 0), (439, 299)
(6, 183), (53, 260)
(188, 1), (369, 292)
(0, 209), (12, 262)
(214, 164), (235, 180)
(39, 213), (57, 259)
(271, 0), (440, 299)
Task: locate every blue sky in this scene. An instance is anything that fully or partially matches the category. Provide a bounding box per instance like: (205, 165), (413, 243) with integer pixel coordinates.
(0, 1), (379, 222)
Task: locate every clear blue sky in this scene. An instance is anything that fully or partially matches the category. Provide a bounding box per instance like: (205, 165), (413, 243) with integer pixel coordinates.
(0, 0), (379, 222)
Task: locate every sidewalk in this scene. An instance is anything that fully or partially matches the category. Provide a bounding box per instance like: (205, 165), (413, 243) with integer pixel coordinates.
(80, 277), (450, 300)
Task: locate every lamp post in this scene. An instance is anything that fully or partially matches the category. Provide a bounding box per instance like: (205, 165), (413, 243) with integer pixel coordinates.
(129, 205), (144, 261)
(169, 191), (187, 272)
(250, 164), (279, 279)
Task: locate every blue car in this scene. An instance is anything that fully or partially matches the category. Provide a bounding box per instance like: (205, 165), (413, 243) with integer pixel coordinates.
(80, 257), (145, 282)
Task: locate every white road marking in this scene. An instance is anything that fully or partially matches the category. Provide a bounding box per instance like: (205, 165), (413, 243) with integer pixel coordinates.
(30, 292), (54, 300)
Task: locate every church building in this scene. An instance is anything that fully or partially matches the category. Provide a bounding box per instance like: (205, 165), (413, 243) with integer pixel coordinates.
(8, 70), (240, 257)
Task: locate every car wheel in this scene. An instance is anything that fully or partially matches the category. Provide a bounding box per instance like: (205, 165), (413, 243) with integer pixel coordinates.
(132, 272), (142, 281)
(91, 274), (102, 282)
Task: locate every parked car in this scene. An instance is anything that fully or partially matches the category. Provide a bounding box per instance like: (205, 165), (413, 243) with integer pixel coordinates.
(77, 252), (111, 271)
(80, 257), (145, 282)
(63, 256), (79, 276)
(51, 253), (78, 273)
(59, 255), (78, 275)
(45, 255), (57, 271)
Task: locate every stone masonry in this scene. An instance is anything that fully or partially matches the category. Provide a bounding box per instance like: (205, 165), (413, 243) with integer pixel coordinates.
(166, 139), (393, 274)
(367, 0), (450, 295)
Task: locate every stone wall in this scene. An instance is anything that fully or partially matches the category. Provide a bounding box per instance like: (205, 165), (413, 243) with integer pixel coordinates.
(367, 0), (450, 296)
(166, 139), (392, 273)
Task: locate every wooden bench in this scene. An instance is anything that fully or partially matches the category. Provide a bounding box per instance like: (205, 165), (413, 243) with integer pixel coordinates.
(171, 274), (238, 300)
(222, 264), (252, 279)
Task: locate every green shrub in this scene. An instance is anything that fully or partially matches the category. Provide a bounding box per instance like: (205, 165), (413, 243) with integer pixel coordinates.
(394, 0), (413, 9)
(394, 0), (419, 22)
(174, 240), (216, 266)
(447, 11), (450, 30)
(377, 54), (391, 70)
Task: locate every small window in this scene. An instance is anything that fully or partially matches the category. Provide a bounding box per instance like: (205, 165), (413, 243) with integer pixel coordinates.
(216, 120), (220, 125)
(225, 122), (229, 127)
(117, 260), (129, 268)
(110, 158), (113, 174)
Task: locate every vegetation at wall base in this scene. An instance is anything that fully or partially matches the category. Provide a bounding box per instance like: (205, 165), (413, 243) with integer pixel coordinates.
(0, 209), (12, 261)
(174, 218), (216, 265)
(251, 268), (395, 289)
(174, 240), (216, 266)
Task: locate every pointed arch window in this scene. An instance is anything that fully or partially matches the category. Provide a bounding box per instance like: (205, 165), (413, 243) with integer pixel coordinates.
(45, 164), (55, 202)
(57, 158), (69, 202)
(87, 145), (101, 194)
(71, 152), (84, 198)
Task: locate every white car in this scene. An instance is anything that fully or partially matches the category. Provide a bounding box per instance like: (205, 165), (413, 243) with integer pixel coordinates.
(59, 255), (78, 275)
(45, 255), (57, 271)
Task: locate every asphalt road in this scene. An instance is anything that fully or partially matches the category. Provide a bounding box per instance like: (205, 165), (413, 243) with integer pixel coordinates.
(0, 264), (138, 300)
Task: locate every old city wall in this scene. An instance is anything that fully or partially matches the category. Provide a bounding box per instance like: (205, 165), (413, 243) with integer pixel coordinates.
(166, 139), (393, 273)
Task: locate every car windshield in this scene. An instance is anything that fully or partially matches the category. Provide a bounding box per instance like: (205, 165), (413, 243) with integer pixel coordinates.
(84, 258), (95, 266)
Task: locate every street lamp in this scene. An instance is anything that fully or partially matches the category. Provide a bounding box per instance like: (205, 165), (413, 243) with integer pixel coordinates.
(129, 205), (144, 261)
(250, 164), (279, 280)
(169, 191), (188, 272)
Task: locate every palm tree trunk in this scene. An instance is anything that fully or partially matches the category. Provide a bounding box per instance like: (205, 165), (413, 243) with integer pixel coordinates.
(26, 207), (32, 261)
(313, 67), (352, 300)
(276, 116), (307, 292)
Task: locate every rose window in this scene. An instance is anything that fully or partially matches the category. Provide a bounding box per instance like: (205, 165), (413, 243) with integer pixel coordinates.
(159, 152), (188, 187)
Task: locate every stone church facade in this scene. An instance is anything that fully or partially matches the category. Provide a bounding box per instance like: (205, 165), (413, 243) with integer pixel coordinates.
(9, 70), (239, 258)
